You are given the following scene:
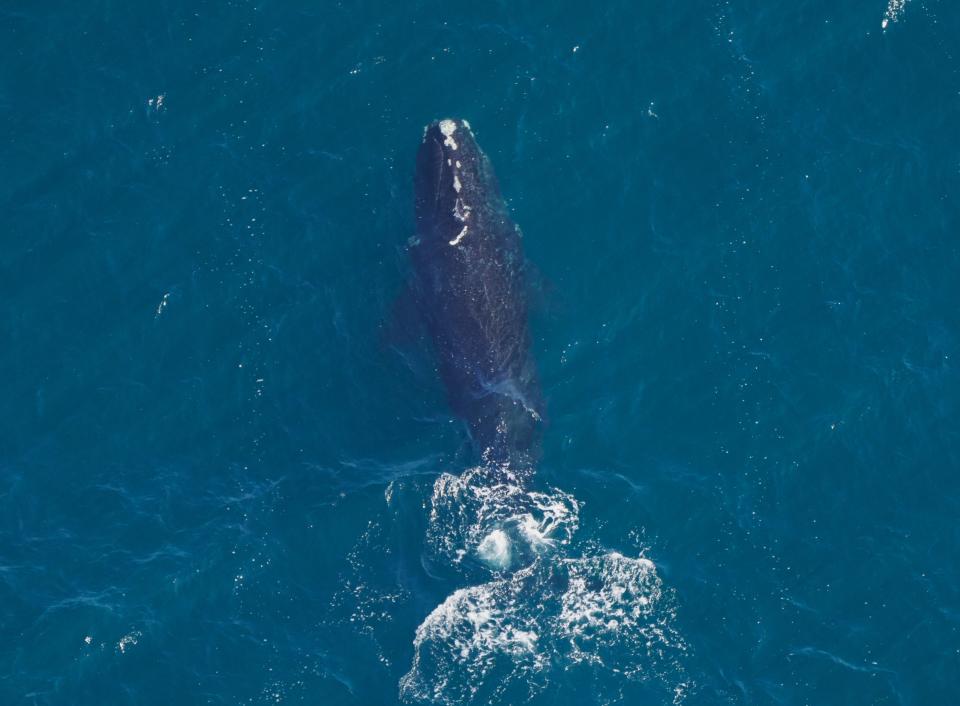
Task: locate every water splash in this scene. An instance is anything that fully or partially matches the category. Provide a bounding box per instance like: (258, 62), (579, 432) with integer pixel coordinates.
(425, 463), (580, 576)
(400, 459), (692, 704)
(882, 0), (911, 30)
(400, 551), (689, 704)
(333, 453), (690, 700)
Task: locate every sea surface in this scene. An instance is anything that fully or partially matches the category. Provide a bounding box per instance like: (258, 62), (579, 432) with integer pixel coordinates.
(2, 1), (959, 704)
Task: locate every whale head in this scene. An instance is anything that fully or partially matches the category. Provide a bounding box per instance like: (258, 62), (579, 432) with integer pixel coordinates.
(414, 119), (498, 248)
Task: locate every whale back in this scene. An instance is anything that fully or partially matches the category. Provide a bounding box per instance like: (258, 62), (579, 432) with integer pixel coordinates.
(409, 119), (542, 460)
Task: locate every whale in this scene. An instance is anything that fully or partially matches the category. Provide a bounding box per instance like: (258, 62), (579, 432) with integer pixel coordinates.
(406, 118), (542, 462)
(393, 123), (688, 702)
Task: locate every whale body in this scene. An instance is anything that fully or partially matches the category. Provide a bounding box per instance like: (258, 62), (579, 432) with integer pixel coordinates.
(408, 119), (541, 461)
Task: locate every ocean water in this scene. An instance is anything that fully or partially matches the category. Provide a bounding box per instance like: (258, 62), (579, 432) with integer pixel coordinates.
(2, 1), (959, 704)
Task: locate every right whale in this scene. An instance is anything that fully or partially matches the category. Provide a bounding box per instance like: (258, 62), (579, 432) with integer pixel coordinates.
(406, 119), (542, 463)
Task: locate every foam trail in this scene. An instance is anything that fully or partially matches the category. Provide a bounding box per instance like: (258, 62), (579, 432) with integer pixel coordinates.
(397, 454), (693, 704)
(401, 545), (689, 704)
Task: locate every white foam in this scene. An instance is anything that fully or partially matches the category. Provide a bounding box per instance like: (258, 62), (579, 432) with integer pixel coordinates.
(882, 0), (910, 29)
(556, 553), (661, 642)
(117, 631), (141, 654)
(402, 552), (688, 703)
(400, 575), (548, 703)
(390, 419), (689, 702)
(477, 529), (511, 569)
(155, 292), (170, 317)
(425, 465), (579, 570)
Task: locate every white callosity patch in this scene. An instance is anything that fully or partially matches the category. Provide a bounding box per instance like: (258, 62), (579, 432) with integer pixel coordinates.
(453, 198), (471, 222)
(448, 226), (469, 246)
(438, 119), (459, 150)
(440, 122), (470, 245)
(448, 181), (468, 244)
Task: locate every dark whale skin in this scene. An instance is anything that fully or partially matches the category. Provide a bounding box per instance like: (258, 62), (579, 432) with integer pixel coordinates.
(409, 119), (541, 462)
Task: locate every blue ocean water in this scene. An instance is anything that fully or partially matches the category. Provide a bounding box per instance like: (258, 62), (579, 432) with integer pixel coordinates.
(3, 0), (959, 703)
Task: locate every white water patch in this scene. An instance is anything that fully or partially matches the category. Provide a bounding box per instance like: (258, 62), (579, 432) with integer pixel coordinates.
(155, 292), (170, 317)
(882, 0), (910, 30)
(332, 466), (691, 703)
(477, 530), (512, 570)
(400, 567), (549, 704)
(116, 631), (141, 654)
(401, 554), (689, 704)
(426, 464), (579, 573)
(406, 455), (693, 703)
(555, 553), (684, 679)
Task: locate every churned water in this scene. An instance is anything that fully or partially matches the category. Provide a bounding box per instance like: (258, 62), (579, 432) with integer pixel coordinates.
(2, 1), (959, 704)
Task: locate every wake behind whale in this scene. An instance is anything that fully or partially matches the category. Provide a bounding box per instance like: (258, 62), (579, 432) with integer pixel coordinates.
(385, 120), (690, 702)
